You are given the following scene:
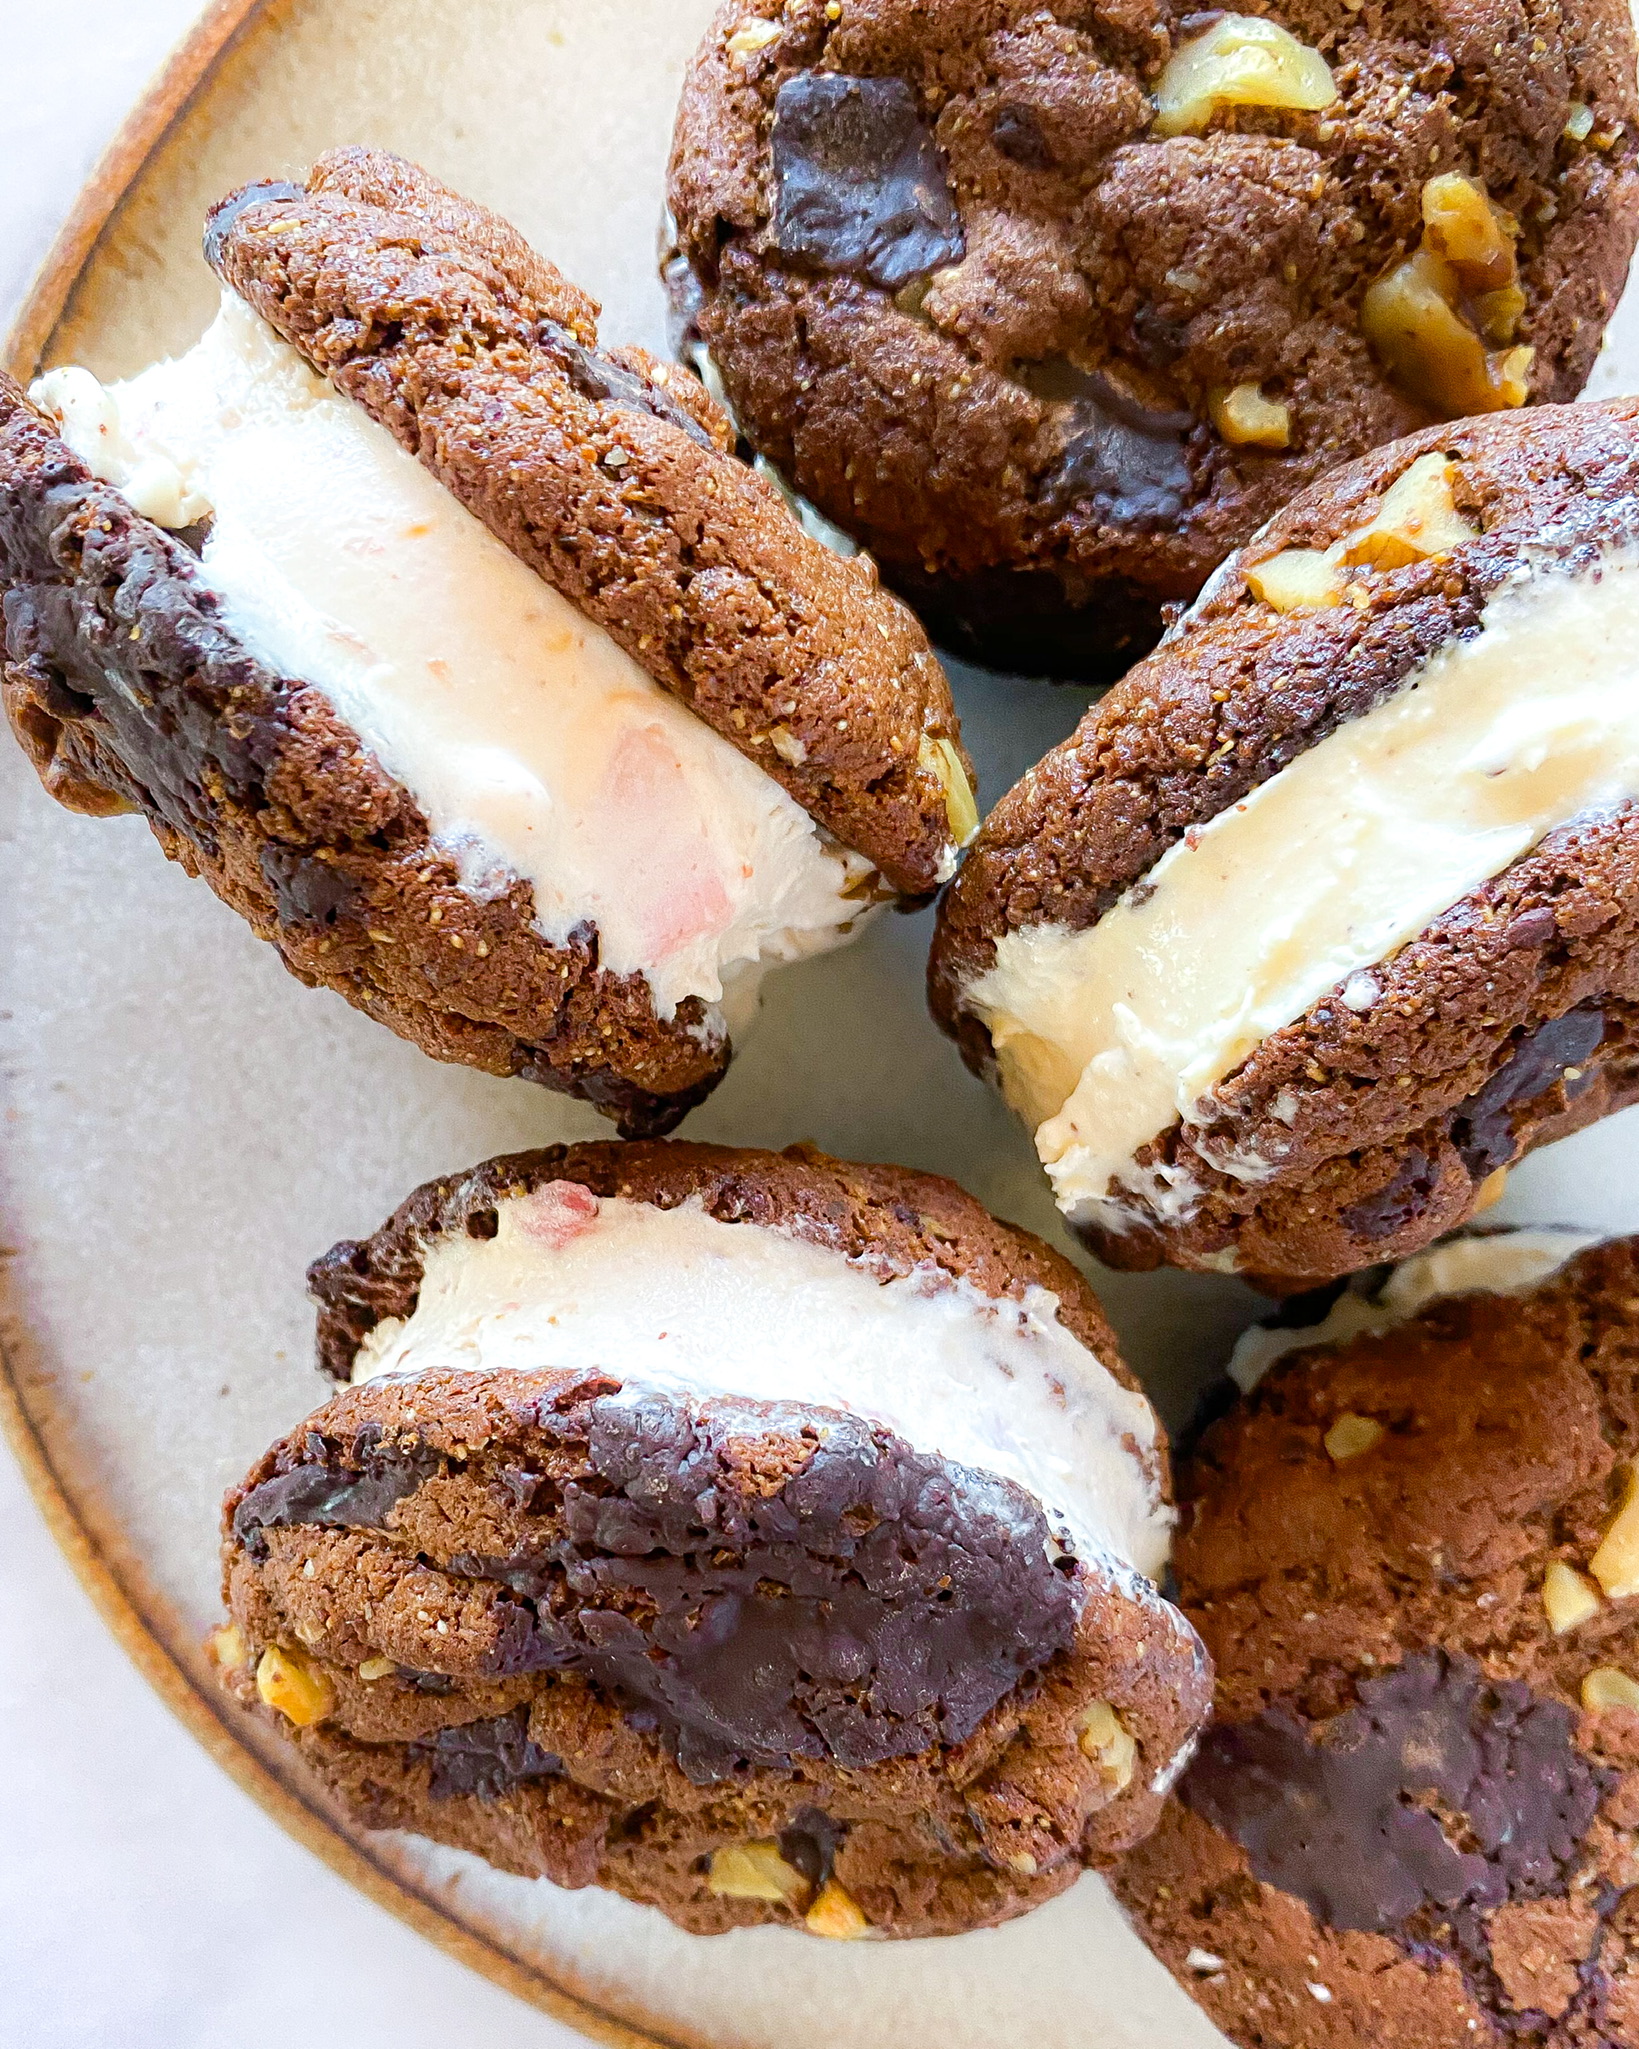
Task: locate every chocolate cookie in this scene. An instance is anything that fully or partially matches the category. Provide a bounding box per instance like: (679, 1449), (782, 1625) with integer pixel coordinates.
(213, 1139), (1211, 1938)
(2, 150), (973, 1138)
(667, 0), (1639, 678)
(930, 400), (1639, 1291)
(1113, 1230), (1639, 2047)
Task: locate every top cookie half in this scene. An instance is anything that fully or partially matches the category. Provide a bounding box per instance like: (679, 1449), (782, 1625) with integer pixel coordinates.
(1, 149), (971, 1136)
(668, 0), (1639, 677)
(932, 399), (1639, 1290)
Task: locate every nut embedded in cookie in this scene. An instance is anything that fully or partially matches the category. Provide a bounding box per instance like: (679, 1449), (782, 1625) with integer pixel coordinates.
(667, 0), (1639, 679)
(1, 149), (971, 1138)
(214, 1139), (1211, 1939)
(930, 402), (1639, 1290)
(1111, 1230), (1639, 2049)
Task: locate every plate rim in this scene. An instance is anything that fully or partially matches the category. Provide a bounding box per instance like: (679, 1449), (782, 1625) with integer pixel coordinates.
(0, 9), (709, 2042)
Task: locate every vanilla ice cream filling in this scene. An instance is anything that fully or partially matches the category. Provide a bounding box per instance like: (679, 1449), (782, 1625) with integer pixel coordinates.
(34, 292), (878, 1020)
(350, 1182), (1173, 1581)
(966, 548), (1639, 1231)
(1227, 1228), (1604, 1391)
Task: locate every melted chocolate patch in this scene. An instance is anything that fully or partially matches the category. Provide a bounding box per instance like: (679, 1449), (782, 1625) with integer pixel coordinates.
(1452, 1005), (1606, 1178)
(414, 1709), (562, 1801)
(779, 1807), (846, 1889)
(1020, 364), (1193, 525)
(1339, 1146), (1441, 1243)
(202, 180), (305, 269)
(535, 317), (718, 452)
(1182, 1652), (1606, 1944)
(771, 74), (965, 291)
(233, 1427), (438, 1554)
(259, 843), (364, 929)
(456, 1390), (1078, 1784)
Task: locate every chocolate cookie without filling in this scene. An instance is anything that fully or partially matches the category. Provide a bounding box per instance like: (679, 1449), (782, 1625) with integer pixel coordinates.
(1114, 1232), (1639, 2047)
(667, 0), (1639, 677)
(1, 150), (973, 1137)
(215, 1140), (1211, 1938)
(931, 401), (1639, 1290)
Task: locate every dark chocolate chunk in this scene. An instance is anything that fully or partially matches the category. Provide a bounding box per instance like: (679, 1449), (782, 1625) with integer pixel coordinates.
(1046, 402), (1193, 524)
(771, 74), (965, 291)
(415, 1708), (562, 1801)
(779, 1807), (846, 1889)
(534, 318), (718, 452)
(232, 1427), (439, 1551)
(202, 180), (306, 269)
(1452, 1004), (1607, 1178)
(1181, 1651), (1606, 1943)
(447, 1388), (1077, 1784)
(258, 843), (364, 929)
(1339, 1146), (1440, 1242)
(991, 104), (1054, 169)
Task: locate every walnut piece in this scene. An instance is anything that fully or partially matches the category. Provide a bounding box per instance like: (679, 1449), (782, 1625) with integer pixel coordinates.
(1153, 15), (1337, 139)
(1338, 452), (1478, 571)
(1591, 1464), (1639, 1598)
(805, 1878), (870, 1939)
(727, 17), (782, 56)
(1210, 383), (1292, 449)
(1542, 1560), (1603, 1635)
(208, 1623), (247, 1672)
(1362, 175), (1532, 417)
(1246, 547), (1344, 612)
(707, 1841), (812, 1905)
(256, 1644), (336, 1728)
(1323, 1413), (1384, 1462)
(1077, 1700), (1139, 1792)
(1583, 1665), (1639, 1711)
(920, 732), (980, 846)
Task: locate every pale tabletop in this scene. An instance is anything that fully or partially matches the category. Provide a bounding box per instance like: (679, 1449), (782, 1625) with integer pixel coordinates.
(0, 5), (584, 2042)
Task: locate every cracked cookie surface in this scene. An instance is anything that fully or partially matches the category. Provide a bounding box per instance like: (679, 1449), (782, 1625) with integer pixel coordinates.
(668, 0), (1639, 678)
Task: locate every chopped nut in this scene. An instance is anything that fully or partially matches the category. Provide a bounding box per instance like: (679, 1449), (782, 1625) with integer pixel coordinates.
(1565, 102), (1596, 142)
(1420, 173), (1516, 292)
(1591, 1464), (1639, 1598)
(768, 723), (808, 767)
(1542, 1560), (1603, 1635)
(1583, 1665), (1639, 1712)
(726, 17), (782, 55)
(1362, 253), (1531, 416)
(1246, 547), (1343, 612)
(1210, 383), (1292, 449)
(805, 1878), (869, 1939)
(1362, 175), (1529, 415)
(255, 1644), (336, 1728)
(919, 732), (980, 846)
(1077, 1700), (1139, 1792)
(357, 1655), (397, 1682)
(1324, 1413), (1384, 1462)
(208, 1623), (247, 1672)
(707, 1841), (811, 1905)
(1153, 15), (1338, 138)
(1339, 452), (1478, 570)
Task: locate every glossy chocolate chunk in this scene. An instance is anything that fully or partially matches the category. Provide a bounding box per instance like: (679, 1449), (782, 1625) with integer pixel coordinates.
(1182, 1651), (1606, 1941)
(771, 73), (964, 291)
(1452, 1003), (1606, 1177)
(232, 1427), (439, 1553)
(415, 1709), (563, 1801)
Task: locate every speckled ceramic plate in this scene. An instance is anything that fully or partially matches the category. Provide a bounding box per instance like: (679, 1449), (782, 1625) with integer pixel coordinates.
(8, 5), (1639, 2043)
